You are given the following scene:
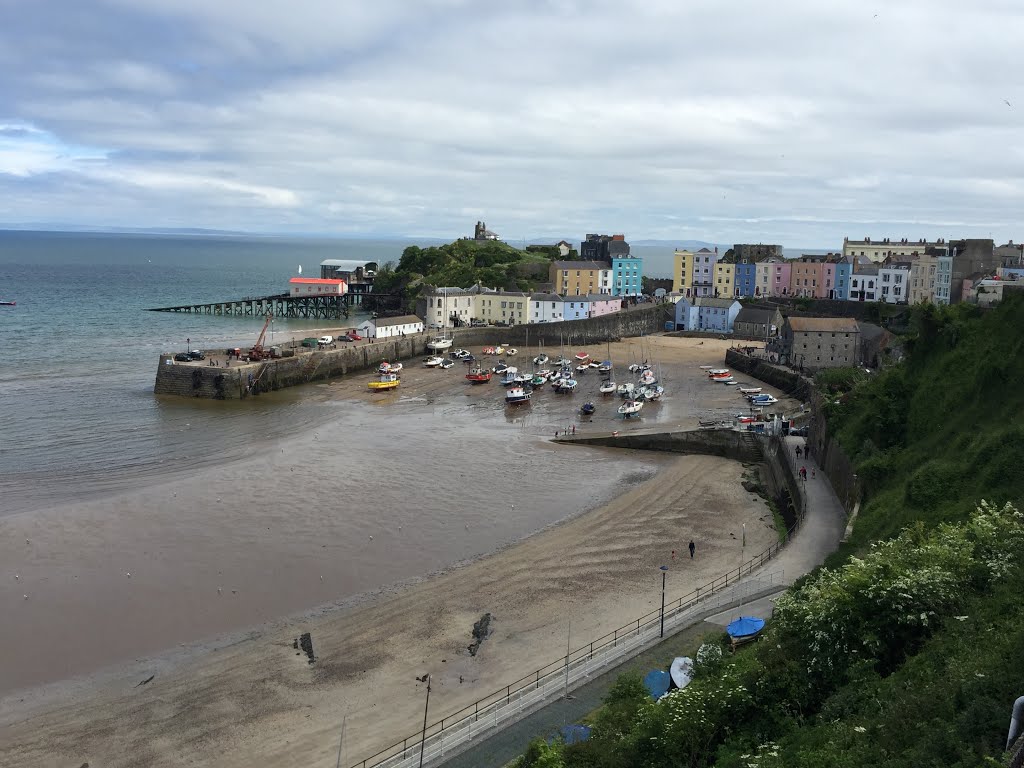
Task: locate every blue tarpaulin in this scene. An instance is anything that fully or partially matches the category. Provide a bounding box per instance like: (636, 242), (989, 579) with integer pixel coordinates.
(559, 725), (592, 744)
(643, 669), (671, 700)
(726, 616), (766, 638)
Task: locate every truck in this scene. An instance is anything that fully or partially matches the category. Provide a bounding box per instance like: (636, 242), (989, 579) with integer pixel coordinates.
(318, 335), (333, 345)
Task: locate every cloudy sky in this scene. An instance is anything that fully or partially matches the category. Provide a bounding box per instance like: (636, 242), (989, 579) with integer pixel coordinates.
(1, 0), (1022, 246)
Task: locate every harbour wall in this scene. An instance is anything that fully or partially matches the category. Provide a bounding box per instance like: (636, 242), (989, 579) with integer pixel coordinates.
(725, 348), (812, 401)
(154, 305), (670, 399)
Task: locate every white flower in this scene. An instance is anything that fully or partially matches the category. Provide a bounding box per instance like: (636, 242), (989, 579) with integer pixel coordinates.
(954, 615), (969, 621)
(854, 725), (867, 733)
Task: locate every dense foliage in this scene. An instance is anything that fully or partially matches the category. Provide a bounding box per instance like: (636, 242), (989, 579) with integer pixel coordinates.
(514, 295), (1024, 767)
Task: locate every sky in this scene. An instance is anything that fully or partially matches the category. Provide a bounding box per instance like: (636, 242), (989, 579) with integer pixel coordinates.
(1, 0), (1023, 247)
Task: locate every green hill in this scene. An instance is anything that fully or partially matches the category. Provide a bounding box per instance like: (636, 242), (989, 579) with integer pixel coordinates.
(513, 294), (1024, 768)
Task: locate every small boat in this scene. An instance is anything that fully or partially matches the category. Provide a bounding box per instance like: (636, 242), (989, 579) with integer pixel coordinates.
(597, 360), (612, 373)
(368, 373), (400, 391)
(556, 378), (578, 392)
(575, 363), (589, 373)
(0, 300), (15, 306)
(482, 346), (497, 355)
(424, 356), (444, 367)
(513, 372), (531, 384)
(738, 387), (762, 394)
(551, 356), (571, 367)
(581, 402), (596, 415)
(725, 380), (738, 386)
(699, 365), (714, 370)
(426, 335), (454, 352)
(642, 385), (665, 401)
(492, 362), (509, 374)
(617, 382), (635, 397)
(501, 367), (519, 386)
(618, 399), (644, 417)
(669, 657), (693, 690)
(505, 348), (518, 357)
(451, 348), (471, 359)
(574, 351), (589, 362)
(438, 358), (454, 369)
(715, 376), (735, 384)
(643, 669), (671, 701)
(379, 361), (402, 374)
(505, 386), (531, 405)
(466, 367), (492, 384)
(531, 375), (547, 387)
(494, 345), (506, 355)
(708, 368), (729, 376)
(588, 361), (601, 369)
(533, 354), (549, 366)
(750, 395), (778, 405)
(599, 380), (617, 395)
(535, 369), (552, 378)
(726, 616), (766, 648)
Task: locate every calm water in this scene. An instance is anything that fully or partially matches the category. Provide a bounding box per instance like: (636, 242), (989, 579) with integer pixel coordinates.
(0, 231), (415, 511)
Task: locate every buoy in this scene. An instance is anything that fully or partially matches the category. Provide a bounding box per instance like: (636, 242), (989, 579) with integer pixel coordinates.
(369, 535), (374, 540)
(14, 574), (19, 580)
(126, 572), (131, 578)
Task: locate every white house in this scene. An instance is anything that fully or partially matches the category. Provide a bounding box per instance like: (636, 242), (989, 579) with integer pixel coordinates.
(289, 277), (347, 296)
(357, 314), (424, 339)
(674, 297), (742, 332)
(529, 293), (564, 323)
(877, 263), (911, 304)
(849, 268), (879, 302)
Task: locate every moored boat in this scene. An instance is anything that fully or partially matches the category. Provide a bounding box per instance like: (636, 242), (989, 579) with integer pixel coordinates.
(555, 378), (578, 392)
(438, 358), (454, 369)
(426, 335), (453, 352)
(738, 387), (762, 394)
(466, 367), (492, 384)
(581, 402), (596, 415)
(575, 363), (589, 373)
(599, 380), (617, 395)
(618, 399), (644, 417)
(505, 386), (531, 405)
(424, 355), (444, 367)
(368, 372), (400, 391)
(617, 382), (635, 398)
(533, 353), (549, 366)
(574, 351), (589, 362)
(500, 367), (520, 386)
(531, 374), (547, 387)
(0, 300), (15, 306)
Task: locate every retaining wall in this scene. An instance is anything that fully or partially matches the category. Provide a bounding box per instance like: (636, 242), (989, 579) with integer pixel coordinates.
(556, 427), (764, 463)
(154, 305), (670, 399)
(725, 349), (812, 401)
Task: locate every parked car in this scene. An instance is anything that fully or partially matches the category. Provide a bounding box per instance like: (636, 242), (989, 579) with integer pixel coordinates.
(173, 352), (193, 362)
(318, 335), (333, 345)
(346, 332), (362, 341)
(789, 425), (809, 437)
(188, 350), (205, 360)
(470, 320), (487, 327)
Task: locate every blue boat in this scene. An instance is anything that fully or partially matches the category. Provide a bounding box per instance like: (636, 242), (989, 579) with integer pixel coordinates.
(643, 669), (671, 700)
(726, 615), (765, 641)
(580, 402), (595, 415)
(559, 725), (592, 745)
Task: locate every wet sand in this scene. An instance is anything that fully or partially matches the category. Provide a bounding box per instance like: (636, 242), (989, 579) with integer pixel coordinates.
(0, 337), (797, 767)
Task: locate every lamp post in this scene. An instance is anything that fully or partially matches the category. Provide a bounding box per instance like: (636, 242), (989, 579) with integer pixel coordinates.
(418, 674), (432, 768)
(659, 565), (669, 638)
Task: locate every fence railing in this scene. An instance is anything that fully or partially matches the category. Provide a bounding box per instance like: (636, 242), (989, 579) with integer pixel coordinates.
(350, 531), (798, 767)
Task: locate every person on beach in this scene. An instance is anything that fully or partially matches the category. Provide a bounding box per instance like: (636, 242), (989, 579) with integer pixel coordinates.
(800, 466), (807, 481)
(811, 469), (816, 480)
(795, 445), (802, 459)
(688, 540), (695, 558)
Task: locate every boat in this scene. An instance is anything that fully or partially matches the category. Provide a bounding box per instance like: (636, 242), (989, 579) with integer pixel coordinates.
(617, 382), (635, 397)
(505, 347), (518, 357)
(699, 365), (714, 370)
(714, 376), (735, 384)
(482, 346), (497, 355)
(0, 300), (15, 306)
(513, 372), (531, 384)
(424, 356), (444, 367)
(551, 356), (571, 367)
(588, 361), (601, 369)
(368, 372), (400, 391)
(575, 363), (589, 373)
(707, 368), (730, 376)
(466, 367), (492, 384)
(505, 386), (531, 405)
(726, 616), (766, 648)
(531, 374), (547, 387)
(750, 395), (778, 405)
(597, 360), (612, 373)
(574, 351), (589, 362)
(492, 362), (509, 374)
(451, 348), (472, 359)
(581, 402), (596, 415)
(599, 380), (617, 395)
(426, 334), (454, 352)
(555, 378), (578, 392)
(642, 385), (665, 401)
(494, 345), (506, 355)
(639, 371), (657, 386)
(669, 657), (694, 690)
(500, 367), (519, 386)
(725, 380), (738, 386)
(438, 358), (454, 369)
(618, 399), (644, 417)
(533, 353), (549, 366)
(379, 361), (402, 374)
(643, 669), (671, 701)
(738, 387), (762, 394)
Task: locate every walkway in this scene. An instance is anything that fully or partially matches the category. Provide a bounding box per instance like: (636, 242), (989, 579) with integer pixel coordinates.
(438, 435), (848, 767)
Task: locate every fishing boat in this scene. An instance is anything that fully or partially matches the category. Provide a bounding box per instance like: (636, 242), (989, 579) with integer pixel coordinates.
(669, 657), (694, 690)
(500, 367), (519, 386)
(599, 380), (617, 395)
(738, 387), (762, 394)
(426, 334), (454, 352)
(505, 386), (531, 405)
(618, 399), (644, 418)
(368, 372), (400, 391)
(424, 355), (444, 367)
(581, 402), (596, 415)
(466, 367), (492, 384)
(533, 353), (549, 366)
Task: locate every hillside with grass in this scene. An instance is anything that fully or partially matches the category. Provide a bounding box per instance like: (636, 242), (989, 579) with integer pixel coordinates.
(513, 294), (1024, 768)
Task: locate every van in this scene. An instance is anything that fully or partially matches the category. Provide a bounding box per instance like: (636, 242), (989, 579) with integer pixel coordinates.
(318, 335), (333, 345)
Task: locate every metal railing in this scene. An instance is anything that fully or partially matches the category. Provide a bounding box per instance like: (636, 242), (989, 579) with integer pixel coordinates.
(349, 542), (794, 768)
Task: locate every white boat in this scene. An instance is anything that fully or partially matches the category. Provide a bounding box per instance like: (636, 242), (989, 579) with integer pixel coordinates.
(513, 372), (531, 383)
(427, 335), (454, 352)
(424, 356), (444, 367)
(749, 394), (778, 404)
(438, 358), (454, 369)
(551, 356), (571, 367)
(642, 385), (665, 401)
(617, 382), (635, 397)
(556, 378), (578, 392)
(505, 386), (531, 405)
(575, 363), (589, 373)
(618, 399), (644, 417)
(501, 367), (520, 386)
(533, 354), (549, 366)
(597, 361), (612, 373)
(505, 348), (518, 357)
(451, 348), (471, 359)
(599, 380), (617, 395)
(699, 365), (714, 370)
(379, 361), (402, 374)
(707, 368), (729, 376)
(725, 380), (738, 386)
(639, 372), (657, 386)
(715, 376), (735, 384)
(739, 387), (762, 394)
(670, 657), (693, 689)
(494, 345), (506, 355)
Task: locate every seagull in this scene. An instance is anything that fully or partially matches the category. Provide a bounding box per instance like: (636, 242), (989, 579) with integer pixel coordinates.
(1005, 99), (1013, 108)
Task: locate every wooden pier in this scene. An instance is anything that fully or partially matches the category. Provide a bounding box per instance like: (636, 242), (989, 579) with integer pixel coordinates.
(148, 293), (350, 319)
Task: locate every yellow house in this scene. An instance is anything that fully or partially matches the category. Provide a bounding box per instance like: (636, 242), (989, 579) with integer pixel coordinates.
(549, 260), (609, 296)
(476, 291), (530, 325)
(713, 261), (735, 298)
(672, 249), (694, 294)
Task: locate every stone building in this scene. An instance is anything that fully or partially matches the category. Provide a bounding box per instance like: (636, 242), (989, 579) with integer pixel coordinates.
(781, 317), (861, 371)
(733, 306), (783, 340)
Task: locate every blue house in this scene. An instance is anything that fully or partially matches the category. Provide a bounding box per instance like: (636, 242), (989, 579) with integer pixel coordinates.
(834, 256), (853, 301)
(562, 295), (591, 320)
(611, 254), (642, 297)
(734, 261), (758, 297)
(675, 297), (742, 332)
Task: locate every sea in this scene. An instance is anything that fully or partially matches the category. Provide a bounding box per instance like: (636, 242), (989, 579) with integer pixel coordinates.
(0, 230), (681, 693)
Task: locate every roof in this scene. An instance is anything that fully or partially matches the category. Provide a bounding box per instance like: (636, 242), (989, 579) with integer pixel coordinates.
(735, 307), (779, 324)
(694, 297), (739, 309)
(787, 317), (860, 333)
(374, 314), (424, 327)
(696, 247), (713, 253)
(583, 294), (620, 302)
(552, 260), (611, 270)
(289, 277), (345, 285)
(531, 293), (564, 301)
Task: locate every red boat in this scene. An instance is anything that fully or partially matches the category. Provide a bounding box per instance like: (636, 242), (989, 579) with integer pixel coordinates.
(465, 367), (492, 384)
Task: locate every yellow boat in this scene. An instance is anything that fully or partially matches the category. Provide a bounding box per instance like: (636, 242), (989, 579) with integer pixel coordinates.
(368, 373), (400, 391)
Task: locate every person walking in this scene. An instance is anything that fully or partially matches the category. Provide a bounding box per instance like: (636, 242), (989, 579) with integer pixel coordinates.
(688, 540), (695, 559)
(795, 445), (802, 459)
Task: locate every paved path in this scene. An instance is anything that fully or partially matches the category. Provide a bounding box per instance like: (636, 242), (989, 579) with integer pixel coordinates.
(438, 435), (848, 767)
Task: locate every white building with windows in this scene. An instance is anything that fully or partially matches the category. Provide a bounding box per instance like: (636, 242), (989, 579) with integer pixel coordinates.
(476, 291), (530, 326)
(849, 268), (879, 302)
(357, 315), (424, 339)
(530, 293), (565, 323)
(288, 277), (347, 296)
(878, 263), (911, 304)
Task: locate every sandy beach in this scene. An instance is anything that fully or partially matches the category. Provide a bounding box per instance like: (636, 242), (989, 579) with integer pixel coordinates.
(0, 337), (795, 767)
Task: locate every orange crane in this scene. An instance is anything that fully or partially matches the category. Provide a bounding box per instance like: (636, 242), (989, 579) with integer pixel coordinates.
(250, 312), (273, 360)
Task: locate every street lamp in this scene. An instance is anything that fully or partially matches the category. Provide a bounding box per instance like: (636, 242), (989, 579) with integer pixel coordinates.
(659, 565), (669, 638)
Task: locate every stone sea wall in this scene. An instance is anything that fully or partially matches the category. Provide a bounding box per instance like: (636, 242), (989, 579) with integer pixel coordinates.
(724, 349), (812, 401)
(154, 305), (670, 399)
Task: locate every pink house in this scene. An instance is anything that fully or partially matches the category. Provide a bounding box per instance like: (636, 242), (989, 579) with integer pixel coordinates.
(755, 258), (791, 297)
(789, 256), (827, 298)
(585, 294), (622, 317)
(289, 277), (347, 296)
